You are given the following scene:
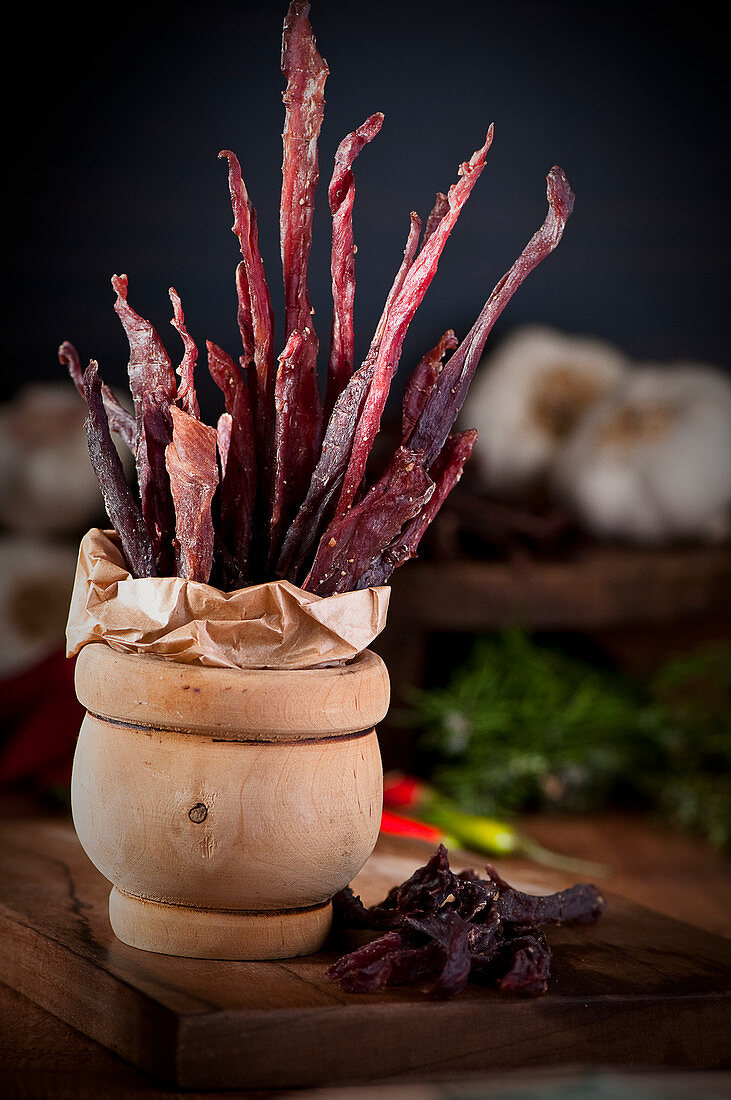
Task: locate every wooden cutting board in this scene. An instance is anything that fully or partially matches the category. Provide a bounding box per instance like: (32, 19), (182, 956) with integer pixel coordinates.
(0, 820), (729, 1089)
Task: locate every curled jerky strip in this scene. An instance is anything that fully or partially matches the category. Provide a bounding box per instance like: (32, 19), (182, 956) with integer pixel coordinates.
(138, 392), (176, 575)
(336, 128), (494, 517)
(111, 274), (177, 416)
(304, 447), (434, 596)
(219, 150), (275, 426)
(82, 361), (155, 577)
(279, 0), (329, 502)
(207, 340), (258, 585)
(275, 214), (422, 583)
(168, 287), (200, 419)
(408, 167), (575, 467)
(165, 406), (219, 583)
(401, 330), (458, 443)
(357, 429), (477, 588)
(59, 340), (137, 451)
(326, 112), (384, 418)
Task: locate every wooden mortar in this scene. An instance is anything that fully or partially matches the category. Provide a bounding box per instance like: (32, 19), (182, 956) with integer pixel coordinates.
(71, 643), (390, 960)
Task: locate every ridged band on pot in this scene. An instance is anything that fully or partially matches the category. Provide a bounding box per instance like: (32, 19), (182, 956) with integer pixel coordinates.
(71, 643), (390, 960)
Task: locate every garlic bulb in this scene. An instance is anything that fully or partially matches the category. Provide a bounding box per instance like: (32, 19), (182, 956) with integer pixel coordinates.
(551, 363), (731, 543)
(0, 536), (79, 677)
(460, 324), (629, 496)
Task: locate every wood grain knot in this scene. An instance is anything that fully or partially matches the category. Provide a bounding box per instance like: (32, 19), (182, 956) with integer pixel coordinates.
(188, 803), (208, 824)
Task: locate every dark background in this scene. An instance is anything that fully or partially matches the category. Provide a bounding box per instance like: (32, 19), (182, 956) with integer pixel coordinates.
(5, 0), (729, 420)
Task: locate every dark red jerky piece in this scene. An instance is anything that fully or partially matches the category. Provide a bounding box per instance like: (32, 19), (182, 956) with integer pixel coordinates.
(270, 330), (306, 562)
(326, 112), (384, 419)
(169, 287), (200, 419)
(111, 274), (177, 417)
(275, 214), (423, 585)
(165, 406), (219, 583)
(81, 361), (155, 578)
(207, 341), (257, 585)
(401, 330), (458, 443)
(356, 429), (476, 588)
(408, 166), (575, 469)
(279, 1), (329, 515)
(59, 340), (137, 451)
(219, 150), (276, 438)
(138, 393), (176, 576)
(488, 874), (607, 928)
(335, 128), (494, 517)
(423, 191), (449, 243)
(216, 412), (232, 478)
(328, 845), (605, 1000)
(304, 447), (434, 596)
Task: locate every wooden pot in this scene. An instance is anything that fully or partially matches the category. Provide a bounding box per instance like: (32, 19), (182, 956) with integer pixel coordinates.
(71, 643), (390, 960)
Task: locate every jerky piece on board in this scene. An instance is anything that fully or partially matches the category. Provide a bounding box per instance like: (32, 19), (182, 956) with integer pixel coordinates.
(356, 429), (476, 588)
(59, 340), (137, 451)
(82, 361), (156, 578)
(407, 166), (575, 467)
(207, 341), (257, 586)
(335, 128), (494, 517)
(169, 287), (200, 419)
(304, 446), (434, 596)
(275, 213), (422, 584)
(326, 112), (384, 419)
(401, 330), (458, 443)
(165, 406), (219, 583)
(486, 863), (607, 927)
(497, 930), (552, 995)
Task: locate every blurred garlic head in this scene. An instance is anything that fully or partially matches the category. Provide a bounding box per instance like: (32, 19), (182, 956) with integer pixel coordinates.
(552, 363), (731, 544)
(0, 536), (78, 677)
(461, 324), (629, 497)
(0, 383), (131, 536)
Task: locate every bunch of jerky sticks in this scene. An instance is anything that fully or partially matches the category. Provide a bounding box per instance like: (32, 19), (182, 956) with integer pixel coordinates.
(61, 1), (574, 596)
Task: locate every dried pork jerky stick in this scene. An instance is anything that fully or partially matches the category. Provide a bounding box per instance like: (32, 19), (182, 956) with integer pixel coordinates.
(216, 412), (232, 479)
(169, 287), (200, 419)
(326, 112), (384, 418)
(279, 0), (329, 485)
(138, 392), (176, 575)
(59, 340), (137, 450)
(275, 213), (422, 583)
(304, 447), (434, 596)
(207, 340), (257, 585)
(356, 429), (476, 588)
(82, 361), (156, 577)
(111, 274), (177, 416)
(407, 167), (575, 467)
(336, 128), (494, 516)
(218, 150), (275, 425)
(165, 406), (219, 583)
(401, 330), (458, 442)
(270, 329), (305, 558)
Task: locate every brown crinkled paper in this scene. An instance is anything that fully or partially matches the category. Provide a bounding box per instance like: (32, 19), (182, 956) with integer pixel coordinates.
(66, 529), (389, 670)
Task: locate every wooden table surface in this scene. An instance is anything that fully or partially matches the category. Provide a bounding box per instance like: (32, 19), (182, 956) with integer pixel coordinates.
(1, 806), (729, 1098)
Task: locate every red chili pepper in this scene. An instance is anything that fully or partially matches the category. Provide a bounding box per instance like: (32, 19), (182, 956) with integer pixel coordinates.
(379, 809), (444, 843)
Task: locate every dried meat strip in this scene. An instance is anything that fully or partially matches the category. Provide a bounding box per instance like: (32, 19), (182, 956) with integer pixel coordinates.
(279, 0), (329, 512)
(356, 429), (476, 588)
(401, 330), (458, 443)
(219, 150), (275, 422)
(407, 166), (575, 467)
(168, 287), (200, 419)
(138, 392), (176, 575)
(275, 213), (423, 584)
(269, 330), (306, 560)
(206, 341), (257, 586)
(82, 361), (155, 578)
(111, 274), (178, 416)
(59, 340), (137, 451)
(304, 447), (434, 596)
(325, 112), (384, 418)
(165, 406), (219, 583)
(216, 411), (232, 479)
(335, 128), (494, 517)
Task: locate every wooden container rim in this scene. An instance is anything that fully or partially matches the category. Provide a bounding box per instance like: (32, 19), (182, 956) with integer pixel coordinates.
(74, 643), (390, 738)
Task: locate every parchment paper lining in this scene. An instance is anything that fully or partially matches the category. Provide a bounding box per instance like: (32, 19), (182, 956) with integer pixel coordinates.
(66, 529), (390, 670)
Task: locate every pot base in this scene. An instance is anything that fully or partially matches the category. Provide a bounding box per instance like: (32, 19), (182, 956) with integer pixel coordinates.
(109, 888), (333, 960)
